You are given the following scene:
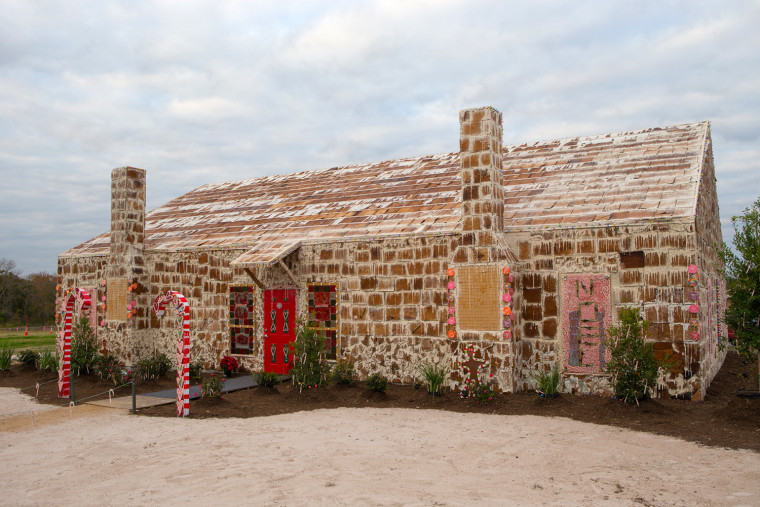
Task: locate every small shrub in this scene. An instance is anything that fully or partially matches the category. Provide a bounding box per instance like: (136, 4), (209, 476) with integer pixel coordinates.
(137, 352), (172, 380)
(0, 344), (13, 370)
(38, 348), (58, 373)
(417, 360), (449, 395)
(533, 365), (561, 397)
(70, 316), (98, 375)
(254, 371), (281, 388)
(468, 379), (497, 403)
(94, 353), (133, 385)
(290, 322), (331, 392)
(366, 373), (388, 393)
(331, 359), (357, 385)
(17, 349), (40, 369)
(189, 359), (203, 380)
(201, 374), (225, 398)
(605, 307), (662, 403)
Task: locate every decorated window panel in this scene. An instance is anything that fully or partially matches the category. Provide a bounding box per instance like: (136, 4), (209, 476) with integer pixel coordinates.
(229, 285), (256, 355)
(307, 284), (338, 359)
(561, 274), (611, 374)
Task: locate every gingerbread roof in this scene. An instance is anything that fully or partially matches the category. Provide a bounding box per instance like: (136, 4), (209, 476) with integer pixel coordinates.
(61, 121), (709, 265)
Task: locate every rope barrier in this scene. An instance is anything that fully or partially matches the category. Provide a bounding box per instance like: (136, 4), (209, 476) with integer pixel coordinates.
(0, 378), (59, 397)
(69, 382), (132, 404)
(0, 381), (134, 418)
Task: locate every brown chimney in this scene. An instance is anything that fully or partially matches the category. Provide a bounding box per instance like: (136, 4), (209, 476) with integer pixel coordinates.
(108, 166), (146, 278)
(459, 106), (505, 247)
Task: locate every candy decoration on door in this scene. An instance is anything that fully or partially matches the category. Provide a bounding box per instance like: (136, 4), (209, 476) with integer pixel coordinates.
(57, 288), (91, 398)
(153, 291), (191, 417)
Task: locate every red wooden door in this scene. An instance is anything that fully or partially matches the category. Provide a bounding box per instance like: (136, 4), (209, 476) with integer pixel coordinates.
(263, 288), (297, 374)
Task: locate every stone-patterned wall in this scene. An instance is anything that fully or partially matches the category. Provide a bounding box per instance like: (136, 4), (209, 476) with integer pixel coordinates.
(691, 134), (727, 400)
(509, 220), (708, 397)
(57, 232), (524, 392)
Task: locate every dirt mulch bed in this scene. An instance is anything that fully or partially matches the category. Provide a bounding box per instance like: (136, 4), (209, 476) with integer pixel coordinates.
(2, 352), (758, 452)
(0, 367), (177, 408)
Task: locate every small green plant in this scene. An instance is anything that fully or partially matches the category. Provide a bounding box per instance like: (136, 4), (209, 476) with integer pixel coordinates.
(137, 352), (172, 380)
(331, 359), (357, 385)
(254, 371), (281, 388)
(290, 321), (331, 392)
(605, 307), (662, 404)
(0, 344), (13, 370)
(17, 349), (40, 369)
(38, 348), (58, 373)
(189, 359), (203, 380)
(366, 373), (388, 393)
(70, 315), (98, 375)
(94, 353), (133, 385)
(201, 374), (225, 398)
(417, 360), (449, 395)
(533, 364), (562, 398)
(468, 379), (497, 403)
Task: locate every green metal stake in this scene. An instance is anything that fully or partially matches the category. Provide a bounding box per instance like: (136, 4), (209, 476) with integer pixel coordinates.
(70, 373), (76, 405)
(131, 380), (136, 414)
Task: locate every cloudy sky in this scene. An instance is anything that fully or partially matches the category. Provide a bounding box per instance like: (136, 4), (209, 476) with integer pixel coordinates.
(1, 0), (758, 275)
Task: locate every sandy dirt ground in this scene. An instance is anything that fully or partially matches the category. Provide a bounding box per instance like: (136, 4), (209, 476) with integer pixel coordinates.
(1, 388), (758, 506)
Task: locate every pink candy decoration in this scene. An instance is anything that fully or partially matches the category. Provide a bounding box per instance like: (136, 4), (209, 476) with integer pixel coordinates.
(447, 281), (456, 290)
(508, 274), (514, 283)
(101, 295), (106, 302)
(100, 320), (105, 326)
(688, 304), (699, 313)
(689, 331), (700, 341)
(687, 264), (699, 274)
(503, 293), (512, 302)
(503, 330), (512, 340)
(448, 307), (456, 315)
(447, 317), (456, 325)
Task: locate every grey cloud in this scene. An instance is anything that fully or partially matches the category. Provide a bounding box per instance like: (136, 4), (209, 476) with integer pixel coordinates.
(1, 0), (758, 273)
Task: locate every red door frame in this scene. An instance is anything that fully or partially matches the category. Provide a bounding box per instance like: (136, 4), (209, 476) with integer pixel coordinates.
(263, 288), (297, 374)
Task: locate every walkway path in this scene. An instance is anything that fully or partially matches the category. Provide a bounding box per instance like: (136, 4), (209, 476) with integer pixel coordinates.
(86, 375), (258, 410)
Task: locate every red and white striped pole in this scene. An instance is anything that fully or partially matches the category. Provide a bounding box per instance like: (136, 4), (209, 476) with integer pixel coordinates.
(58, 288), (91, 398)
(152, 291), (190, 417)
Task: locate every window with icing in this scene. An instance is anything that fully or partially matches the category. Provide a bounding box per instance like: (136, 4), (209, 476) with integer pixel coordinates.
(307, 284), (338, 359)
(229, 285), (255, 355)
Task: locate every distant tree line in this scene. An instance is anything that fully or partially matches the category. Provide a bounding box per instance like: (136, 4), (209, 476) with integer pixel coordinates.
(0, 258), (56, 327)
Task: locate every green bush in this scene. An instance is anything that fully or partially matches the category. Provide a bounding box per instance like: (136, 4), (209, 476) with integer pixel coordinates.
(605, 307), (661, 403)
(366, 373), (388, 393)
(0, 344), (13, 370)
(468, 379), (497, 403)
(17, 349), (40, 369)
(330, 359), (357, 385)
(254, 371), (281, 388)
(533, 364), (561, 397)
(201, 374), (225, 398)
(70, 315), (98, 375)
(137, 352), (172, 380)
(417, 360), (449, 395)
(94, 353), (133, 385)
(38, 348), (58, 373)
(290, 322), (331, 392)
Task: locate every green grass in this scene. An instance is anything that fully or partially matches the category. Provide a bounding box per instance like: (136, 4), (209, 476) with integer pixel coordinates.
(0, 334), (57, 351)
